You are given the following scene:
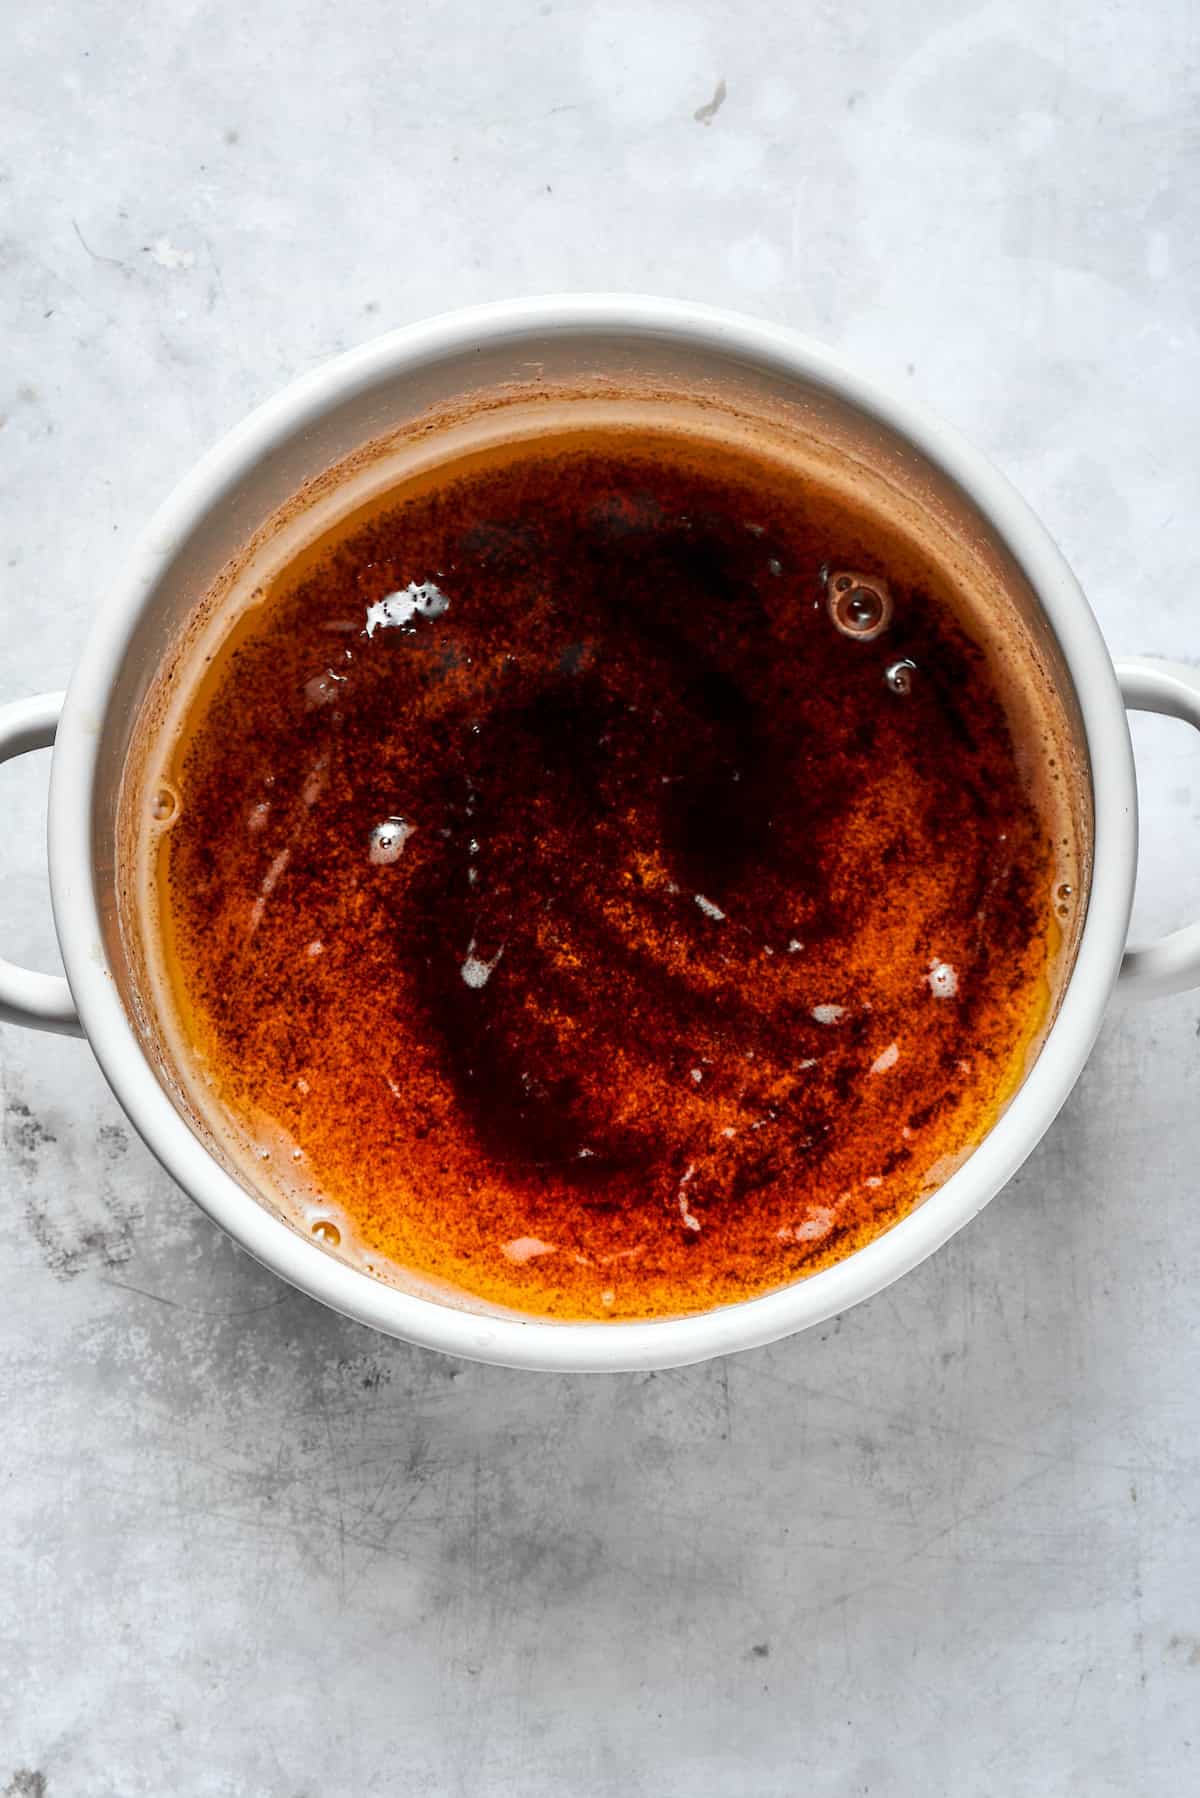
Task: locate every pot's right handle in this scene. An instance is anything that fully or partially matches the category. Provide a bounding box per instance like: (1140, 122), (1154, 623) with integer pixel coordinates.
(1117, 657), (1200, 999)
(0, 692), (82, 1036)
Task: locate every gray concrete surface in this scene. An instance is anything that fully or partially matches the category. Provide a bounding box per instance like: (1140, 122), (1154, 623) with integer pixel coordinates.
(3, 2), (1200, 1791)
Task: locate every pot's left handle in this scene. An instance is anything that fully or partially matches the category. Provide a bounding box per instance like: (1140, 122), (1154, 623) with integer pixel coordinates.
(0, 692), (82, 1036)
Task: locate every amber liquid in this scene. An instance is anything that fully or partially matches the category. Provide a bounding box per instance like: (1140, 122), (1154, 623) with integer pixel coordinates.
(144, 413), (1076, 1320)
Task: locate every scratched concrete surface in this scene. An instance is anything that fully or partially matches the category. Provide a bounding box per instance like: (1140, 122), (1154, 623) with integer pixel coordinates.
(3, 2), (1200, 1792)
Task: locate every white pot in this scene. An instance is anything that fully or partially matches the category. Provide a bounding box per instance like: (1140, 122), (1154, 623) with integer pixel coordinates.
(4, 296), (1197, 1371)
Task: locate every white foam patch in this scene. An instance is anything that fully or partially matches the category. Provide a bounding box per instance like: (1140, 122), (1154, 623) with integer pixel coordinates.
(871, 1041), (900, 1074)
(793, 1208), (834, 1242)
(304, 670), (344, 708)
(370, 817), (416, 864)
(249, 847), (291, 933)
(461, 940), (504, 988)
(501, 1236), (556, 1264)
(364, 581), (449, 637)
(302, 756), (329, 807)
(694, 894), (725, 921)
(811, 1004), (845, 1025)
(927, 960), (959, 999)
(677, 1163), (701, 1232)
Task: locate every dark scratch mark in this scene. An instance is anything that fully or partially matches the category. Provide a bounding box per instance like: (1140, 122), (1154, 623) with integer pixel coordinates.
(785, 1459), (1065, 1629)
(748, 1363), (1156, 1476)
(102, 1278), (180, 1309)
(317, 1388), (348, 1604)
(72, 219), (126, 268)
(217, 1291), (292, 1319)
(101, 1280), (292, 1320)
(694, 78), (727, 126)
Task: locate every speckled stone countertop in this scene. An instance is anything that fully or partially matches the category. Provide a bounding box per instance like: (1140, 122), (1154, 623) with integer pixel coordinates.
(3, 3), (1199, 1792)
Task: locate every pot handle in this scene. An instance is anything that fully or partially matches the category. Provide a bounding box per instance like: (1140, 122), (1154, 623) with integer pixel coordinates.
(0, 692), (82, 1036)
(1117, 657), (1200, 999)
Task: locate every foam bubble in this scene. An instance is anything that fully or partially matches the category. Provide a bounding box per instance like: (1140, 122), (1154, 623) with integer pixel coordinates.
(826, 569), (893, 640)
(927, 960), (958, 999)
(370, 817), (416, 864)
(152, 783), (180, 825)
